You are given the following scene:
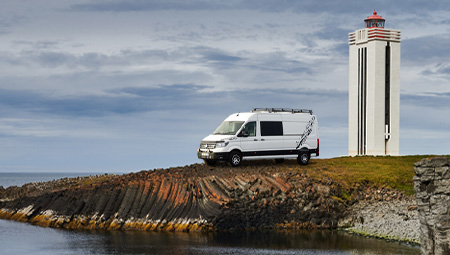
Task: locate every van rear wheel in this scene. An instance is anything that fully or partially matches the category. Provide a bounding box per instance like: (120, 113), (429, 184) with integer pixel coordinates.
(229, 151), (242, 167)
(297, 152), (310, 165)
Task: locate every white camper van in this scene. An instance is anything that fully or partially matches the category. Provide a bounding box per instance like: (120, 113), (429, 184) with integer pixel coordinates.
(197, 108), (319, 167)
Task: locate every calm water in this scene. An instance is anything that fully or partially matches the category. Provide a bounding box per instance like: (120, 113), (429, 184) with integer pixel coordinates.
(0, 173), (420, 255)
(0, 172), (107, 188)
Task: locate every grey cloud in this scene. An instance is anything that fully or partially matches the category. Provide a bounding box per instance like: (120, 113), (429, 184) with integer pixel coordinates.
(245, 0), (450, 14)
(254, 61), (310, 75)
(0, 84), (348, 120)
(296, 28), (349, 58)
(246, 0), (365, 14)
(24, 51), (109, 69)
(230, 88), (348, 127)
(13, 40), (60, 50)
(69, 0), (450, 14)
(120, 49), (170, 61)
(230, 51), (312, 75)
(1, 50), (101, 69)
(69, 0), (233, 12)
(1, 48), (172, 69)
(331, 42), (349, 57)
(72, 0), (364, 13)
(33, 51), (75, 68)
(315, 27), (350, 42)
(167, 46), (312, 76)
(400, 94), (450, 134)
(68, 0), (365, 13)
(0, 14), (30, 35)
(117, 84), (210, 100)
(0, 85), (218, 118)
(421, 63), (450, 79)
(402, 35), (450, 64)
(401, 92), (450, 109)
(259, 53), (311, 74)
(201, 52), (243, 63)
(0, 24), (10, 35)
(0, 88), (135, 117)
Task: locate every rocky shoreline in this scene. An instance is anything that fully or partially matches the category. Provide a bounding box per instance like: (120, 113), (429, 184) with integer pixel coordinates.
(0, 161), (421, 245)
(345, 199), (420, 244)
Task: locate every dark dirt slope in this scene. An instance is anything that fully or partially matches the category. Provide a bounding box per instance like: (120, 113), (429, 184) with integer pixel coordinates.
(0, 161), (353, 231)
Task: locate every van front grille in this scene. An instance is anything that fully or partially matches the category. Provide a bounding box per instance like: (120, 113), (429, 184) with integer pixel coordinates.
(200, 142), (216, 149)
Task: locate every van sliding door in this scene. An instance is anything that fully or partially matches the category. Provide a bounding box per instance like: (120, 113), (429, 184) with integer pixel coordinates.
(259, 121), (284, 155)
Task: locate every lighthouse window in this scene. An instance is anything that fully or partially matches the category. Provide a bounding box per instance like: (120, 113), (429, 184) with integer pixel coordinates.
(366, 20), (384, 28)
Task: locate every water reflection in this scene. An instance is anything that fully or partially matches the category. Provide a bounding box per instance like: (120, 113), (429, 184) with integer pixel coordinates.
(1, 220), (420, 255)
(65, 229), (420, 255)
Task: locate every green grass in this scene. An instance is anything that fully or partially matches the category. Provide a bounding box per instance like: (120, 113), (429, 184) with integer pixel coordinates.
(293, 155), (449, 195)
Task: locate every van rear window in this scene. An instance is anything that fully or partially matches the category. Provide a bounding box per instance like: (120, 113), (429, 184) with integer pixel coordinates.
(261, 121), (283, 136)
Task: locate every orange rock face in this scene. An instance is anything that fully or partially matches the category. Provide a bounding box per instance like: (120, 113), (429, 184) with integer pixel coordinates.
(0, 162), (349, 231)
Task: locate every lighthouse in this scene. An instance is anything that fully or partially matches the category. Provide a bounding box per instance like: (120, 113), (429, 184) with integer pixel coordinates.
(348, 11), (401, 156)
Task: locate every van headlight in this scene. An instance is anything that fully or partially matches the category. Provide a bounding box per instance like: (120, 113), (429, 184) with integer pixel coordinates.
(216, 141), (229, 148)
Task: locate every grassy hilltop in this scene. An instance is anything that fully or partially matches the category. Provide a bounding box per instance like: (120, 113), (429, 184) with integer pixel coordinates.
(283, 155), (449, 196)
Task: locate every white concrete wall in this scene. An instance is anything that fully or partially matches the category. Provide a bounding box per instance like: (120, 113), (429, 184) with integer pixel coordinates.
(348, 41), (359, 156)
(386, 41), (401, 155)
(366, 40), (387, 155)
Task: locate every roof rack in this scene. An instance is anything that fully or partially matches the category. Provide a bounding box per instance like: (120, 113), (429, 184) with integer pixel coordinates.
(252, 108), (313, 114)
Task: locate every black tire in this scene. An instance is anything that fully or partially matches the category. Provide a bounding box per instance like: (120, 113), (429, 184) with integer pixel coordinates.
(297, 151), (310, 165)
(275, 158), (285, 164)
(203, 159), (217, 166)
(229, 151), (242, 167)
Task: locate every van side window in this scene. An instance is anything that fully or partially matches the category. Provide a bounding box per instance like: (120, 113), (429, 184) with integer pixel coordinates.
(241, 121), (256, 137)
(261, 121), (283, 136)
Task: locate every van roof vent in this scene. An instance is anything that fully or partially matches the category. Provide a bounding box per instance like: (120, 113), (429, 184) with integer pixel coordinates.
(252, 108), (313, 114)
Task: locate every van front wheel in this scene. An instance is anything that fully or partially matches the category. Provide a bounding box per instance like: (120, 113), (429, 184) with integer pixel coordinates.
(297, 152), (310, 165)
(229, 151), (242, 167)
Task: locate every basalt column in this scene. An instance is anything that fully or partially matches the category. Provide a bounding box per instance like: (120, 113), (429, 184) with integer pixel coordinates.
(414, 157), (450, 255)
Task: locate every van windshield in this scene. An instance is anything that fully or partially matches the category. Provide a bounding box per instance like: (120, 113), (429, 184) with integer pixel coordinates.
(213, 121), (244, 135)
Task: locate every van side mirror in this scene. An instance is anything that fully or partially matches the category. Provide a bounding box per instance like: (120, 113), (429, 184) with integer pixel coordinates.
(238, 130), (249, 137)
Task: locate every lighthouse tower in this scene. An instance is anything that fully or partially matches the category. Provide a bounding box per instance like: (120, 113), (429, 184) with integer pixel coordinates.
(348, 11), (401, 156)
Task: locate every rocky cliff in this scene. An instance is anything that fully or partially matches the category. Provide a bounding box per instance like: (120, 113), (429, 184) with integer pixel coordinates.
(414, 157), (450, 254)
(0, 162), (353, 231)
(0, 159), (416, 233)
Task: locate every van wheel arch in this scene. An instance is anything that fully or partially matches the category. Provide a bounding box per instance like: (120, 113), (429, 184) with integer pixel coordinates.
(297, 148), (310, 165)
(229, 150), (242, 167)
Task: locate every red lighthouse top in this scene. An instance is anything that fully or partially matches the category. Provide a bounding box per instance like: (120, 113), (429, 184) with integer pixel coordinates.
(365, 11), (385, 28)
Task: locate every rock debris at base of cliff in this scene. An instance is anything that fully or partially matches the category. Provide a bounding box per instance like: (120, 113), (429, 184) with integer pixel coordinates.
(346, 199), (420, 244)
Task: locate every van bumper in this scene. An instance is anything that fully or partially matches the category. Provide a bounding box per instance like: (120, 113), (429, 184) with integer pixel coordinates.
(310, 148), (319, 157)
(197, 150), (229, 160)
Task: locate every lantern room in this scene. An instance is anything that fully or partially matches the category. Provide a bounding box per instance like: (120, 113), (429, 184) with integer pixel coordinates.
(365, 11), (385, 28)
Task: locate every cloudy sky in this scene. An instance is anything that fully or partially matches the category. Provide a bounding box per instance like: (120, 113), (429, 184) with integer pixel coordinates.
(1, 0), (449, 173)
